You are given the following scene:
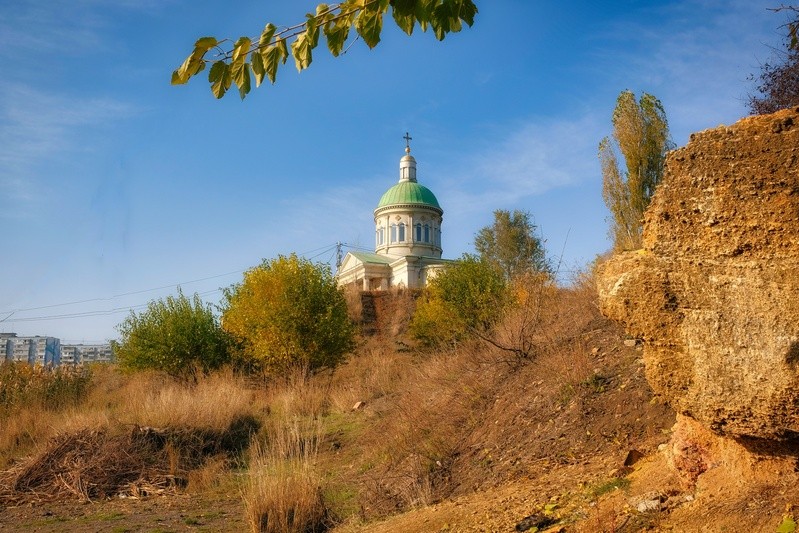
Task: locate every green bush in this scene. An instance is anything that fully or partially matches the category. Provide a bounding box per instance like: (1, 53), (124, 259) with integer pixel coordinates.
(114, 290), (230, 379)
(221, 254), (355, 375)
(411, 255), (509, 347)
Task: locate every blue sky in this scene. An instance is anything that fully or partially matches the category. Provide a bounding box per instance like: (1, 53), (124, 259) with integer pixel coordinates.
(0, 0), (787, 343)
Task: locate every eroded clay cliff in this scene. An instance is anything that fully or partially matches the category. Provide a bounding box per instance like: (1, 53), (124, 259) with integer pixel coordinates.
(598, 107), (799, 441)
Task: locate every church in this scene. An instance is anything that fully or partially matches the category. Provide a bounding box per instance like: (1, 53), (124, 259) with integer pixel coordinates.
(336, 139), (450, 290)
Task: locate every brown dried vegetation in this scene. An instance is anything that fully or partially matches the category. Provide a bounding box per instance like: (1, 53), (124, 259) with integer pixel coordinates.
(0, 277), (675, 532)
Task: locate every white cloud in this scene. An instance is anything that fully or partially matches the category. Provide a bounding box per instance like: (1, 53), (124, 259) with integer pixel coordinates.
(0, 0), (169, 57)
(437, 113), (603, 219)
(0, 83), (137, 217)
(591, 0), (782, 144)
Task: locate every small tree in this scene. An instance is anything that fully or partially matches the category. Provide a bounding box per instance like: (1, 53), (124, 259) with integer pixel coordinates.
(115, 290), (230, 379)
(599, 90), (672, 251)
(411, 255), (509, 347)
(221, 254), (354, 374)
(474, 209), (549, 281)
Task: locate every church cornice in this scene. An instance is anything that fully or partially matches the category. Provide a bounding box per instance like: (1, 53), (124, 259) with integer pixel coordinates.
(374, 203), (443, 217)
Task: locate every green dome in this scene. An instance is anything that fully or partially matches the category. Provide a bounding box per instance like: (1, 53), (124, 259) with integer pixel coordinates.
(377, 181), (441, 210)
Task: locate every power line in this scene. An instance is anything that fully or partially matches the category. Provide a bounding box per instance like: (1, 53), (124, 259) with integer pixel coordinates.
(3, 288), (225, 324)
(0, 244), (346, 325)
(0, 269), (244, 315)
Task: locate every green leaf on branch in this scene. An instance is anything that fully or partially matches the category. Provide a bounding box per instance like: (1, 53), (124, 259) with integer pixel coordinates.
(171, 36), (218, 85)
(251, 52), (265, 86)
(208, 60), (232, 99)
(291, 29), (314, 72)
(306, 12), (320, 48)
(259, 22), (276, 49)
(355, 0), (387, 49)
(431, 0), (460, 40)
(392, 0), (417, 16)
(458, 0), (478, 26)
(391, 0), (417, 34)
(234, 63), (251, 99)
(230, 36), (252, 98)
(414, 0), (437, 31)
(261, 37), (289, 84)
(324, 15), (352, 56)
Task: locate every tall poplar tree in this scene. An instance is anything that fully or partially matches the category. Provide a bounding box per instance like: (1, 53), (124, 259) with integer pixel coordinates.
(599, 90), (672, 252)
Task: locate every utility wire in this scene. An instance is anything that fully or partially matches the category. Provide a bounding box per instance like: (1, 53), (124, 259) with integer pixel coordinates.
(0, 269), (244, 315)
(0, 245), (342, 324)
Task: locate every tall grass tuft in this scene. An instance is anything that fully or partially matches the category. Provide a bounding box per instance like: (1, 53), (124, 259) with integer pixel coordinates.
(243, 417), (327, 533)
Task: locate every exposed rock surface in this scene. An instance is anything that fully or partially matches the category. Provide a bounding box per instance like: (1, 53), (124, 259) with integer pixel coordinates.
(598, 107), (799, 440)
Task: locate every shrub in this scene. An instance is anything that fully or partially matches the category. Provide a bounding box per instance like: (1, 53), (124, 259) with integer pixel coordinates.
(221, 254), (355, 375)
(114, 290), (230, 380)
(410, 255), (509, 347)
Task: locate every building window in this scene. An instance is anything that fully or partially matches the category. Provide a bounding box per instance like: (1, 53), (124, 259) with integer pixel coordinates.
(398, 223), (406, 242)
(376, 228), (384, 246)
(415, 223), (422, 242)
(424, 224), (430, 243)
(390, 224), (397, 243)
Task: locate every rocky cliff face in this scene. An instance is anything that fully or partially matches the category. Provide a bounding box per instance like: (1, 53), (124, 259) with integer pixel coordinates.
(598, 107), (799, 441)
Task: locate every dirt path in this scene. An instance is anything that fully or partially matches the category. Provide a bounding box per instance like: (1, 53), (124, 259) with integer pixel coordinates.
(0, 492), (246, 532)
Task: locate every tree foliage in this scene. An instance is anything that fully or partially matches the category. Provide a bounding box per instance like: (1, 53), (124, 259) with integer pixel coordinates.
(410, 255), (509, 347)
(114, 290), (230, 379)
(172, 0), (478, 99)
(474, 209), (549, 281)
(221, 254), (354, 374)
(748, 7), (799, 115)
(599, 90), (672, 252)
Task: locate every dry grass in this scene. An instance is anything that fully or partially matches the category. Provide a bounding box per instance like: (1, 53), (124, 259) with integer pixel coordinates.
(0, 425), (214, 503)
(121, 369), (259, 431)
(0, 408), (62, 469)
(355, 343), (505, 515)
(327, 341), (408, 413)
(342, 285), (363, 324)
(0, 363), (94, 467)
(0, 367), (264, 504)
(0, 363), (92, 414)
(0, 277), (639, 530)
(187, 454), (230, 493)
(243, 418), (327, 533)
(266, 369), (330, 420)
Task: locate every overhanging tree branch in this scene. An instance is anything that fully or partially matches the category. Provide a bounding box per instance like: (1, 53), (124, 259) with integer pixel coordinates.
(172, 0), (478, 100)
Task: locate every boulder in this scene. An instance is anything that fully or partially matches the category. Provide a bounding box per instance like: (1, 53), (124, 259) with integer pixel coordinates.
(598, 107), (799, 440)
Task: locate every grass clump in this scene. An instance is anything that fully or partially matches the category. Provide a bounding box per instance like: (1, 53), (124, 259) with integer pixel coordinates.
(243, 418), (328, 533)
(588, 477), (631, 499)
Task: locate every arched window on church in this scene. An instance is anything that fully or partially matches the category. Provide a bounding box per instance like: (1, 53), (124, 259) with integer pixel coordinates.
(390, 224), (397, 243)
(376, 228), (384, 246)
(415, 223), (422, 242)
(424, 224), (430, 243)
(398, 223), (406, 242)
